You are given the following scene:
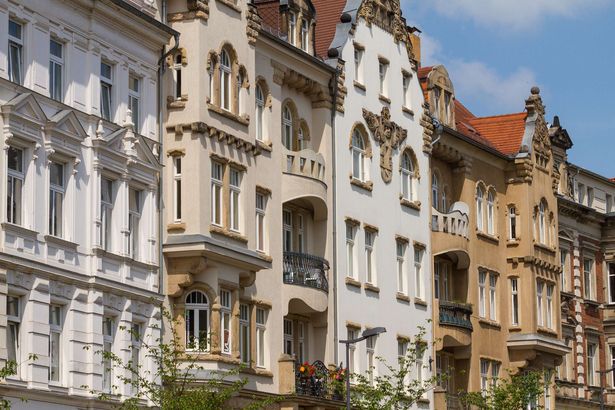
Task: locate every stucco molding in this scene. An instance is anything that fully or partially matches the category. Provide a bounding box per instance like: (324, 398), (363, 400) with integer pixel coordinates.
(362, 106), (407, 183)
(168, 0), (209, 22)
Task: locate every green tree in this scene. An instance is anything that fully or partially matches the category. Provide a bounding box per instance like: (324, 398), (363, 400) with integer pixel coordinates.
(0, 354), (38, 409)
(459, 370), (547, 410)
(86, 304), (277, 410)
(349, 326), (442, 410)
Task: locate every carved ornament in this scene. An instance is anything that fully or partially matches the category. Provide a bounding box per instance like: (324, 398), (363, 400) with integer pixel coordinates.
(362, 106), (407, 183)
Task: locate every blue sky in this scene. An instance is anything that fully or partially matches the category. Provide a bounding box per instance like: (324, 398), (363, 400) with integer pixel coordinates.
(402, 0), (615, 177)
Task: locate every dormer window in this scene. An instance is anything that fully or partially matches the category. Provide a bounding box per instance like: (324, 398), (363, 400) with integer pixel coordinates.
(300, 19), (309, 52)
(288, 12), (296, 46)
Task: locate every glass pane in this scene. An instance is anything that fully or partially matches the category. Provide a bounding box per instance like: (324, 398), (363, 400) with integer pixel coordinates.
(8, 147), (23, 172)
(129, 76), (139, 92)
(129, 189), (141, 212)
(198, 309), (208, 350)
(50, 331), (60, 381)
(100, 62), (112, 80)
(185, 309), (194, 347)
(50, 163), (64, 187)
(9, 20), (22, 39)
(9, 43), (22, 84)
(8, 176), (22, 225)
(53, 191), (63, 236)
(101, 84), (111, 120)
(7, 296), (19, 317)
(50, 40), (62, 58)
(8, 323), (18, 362)
(50, 305), (61, 326)
(101, 179), (113, 203)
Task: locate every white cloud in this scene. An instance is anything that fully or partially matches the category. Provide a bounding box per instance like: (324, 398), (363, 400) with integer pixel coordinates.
(418, 33), (442, 66)
(429, 0), (606, 30)
(447, 60), (537, 113)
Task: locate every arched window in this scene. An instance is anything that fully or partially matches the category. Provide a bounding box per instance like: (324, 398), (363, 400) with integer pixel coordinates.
(255, 85), (264, 141)
(282, 106), (293, 149)
(400, 152), (414, 200)
(173, 54), (182, 100)
(476, 186), (484, 231)
(508, 206), (517, 240)
(432, 173), (439, 210)
(185, 290), (209, 351)
(220, 50), (231, 111)
(539, 201), (546, 244)
(487, 191), (495, 235)
(351, 129), (366, 181)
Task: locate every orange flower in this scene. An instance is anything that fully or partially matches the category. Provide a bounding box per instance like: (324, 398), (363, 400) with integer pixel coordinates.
(299, 366), (305, 373)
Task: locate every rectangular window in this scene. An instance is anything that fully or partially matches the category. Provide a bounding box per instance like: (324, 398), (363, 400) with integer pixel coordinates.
(128, 75), (140, 133)
(587, 187), (594, 207)
(300, 19), (309, 51)
(211, 162), (223, 226)
(480, 359), (489, 393)
(354, 47), (363, 84)
(508, 206), (517, 240)
(415, 344), (424, 387)
(220, 290), (231, 355)
(283, 210), (293, 252)
(346, 223), (356, 279)
(288, 13), (296, 46)
(100, 62), (113, 121)
(297, 321), (305, 363)
(128, 188), (142, 259)
(578, 183), (586, 204)
(131, 323), (141, 394)
(283, 319), (293, 356)
(348, 328), (358, 375)
(402, 72), (411, 108)
(537, 281), (544, 327)
(256, 193), (266, 252)
(378, 61), (388, 96)
(49, 39), (63, 101)
(414, 247), (423, 299)
(100, 178), (113, 251)
(478, 271), (486, 318)
(546, 284), (554, 329)
(49, 162), (65, 237)
(609, 263), (615, 304)
(434, 261), (441, 299)
(256, 308), (267, 368)
(491, 362), (500, 387)
(607, 194), (613, 213)
(173, 157), (182, 221)
(584, 258), (594, 300)
(611, 345), (615, 386)
(239, 304), (250, 365)
(511, 278), (519, 326)
(396, 241), (406, 294)
(587, 342), (597, 386)
(229, 168), (241, 232)
(7, 146), (24, 225)
(7, 296), (20, 370)
(560, 249), (569, 292)
(102, 316), (115, 391)
(8, 20), (23, 85)
(489, 273), (497, 321)
(49, 304), (62, 382)
(366, 335), (376, 385)
(365, 230), (375, 284)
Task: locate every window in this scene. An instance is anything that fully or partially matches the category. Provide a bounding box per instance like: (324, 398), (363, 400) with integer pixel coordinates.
(508, 206), (517, 240)
(7, 296), (20, 370)
(173, 157), (182, 221)
(351, 129), (367, 181)
(609, 263), (615, 304)
(365, 230), (375, 284)
(256, 308), (267, 367)
(414, 247), (423, 299)
(283, 319), (293, 356)
(297, 321), (306, 363)
(434, 261), (450, 300)
(128, 75), (140, 133)
(300, 19), (309, 51)
(546, 284), (554, 329)
(587, 187), (594, 207)
(398, 339), (408, 368)
(346, 222), (357, 279)
(354, 47), (363, 84)
(491, 362), (500, 387)
(611, 345), (615, 386)
(185, 291), (209, 351)
(536, 281), (544, 327)
(230, 169), (241, 232)
(348, 328), (358, 374)
(433, 88), (441, 120)
(538, 201), (546, 244)
(282, 106), (293, 149)
(560, 249), (569, 292)
(587, 343), (597, 386)
(396, 240), (406, 294)
(239, 304), (250, 365)
(478, 271), (486, 318)
(432, 172), (439, 210)
(172, 54), (182, 100)
(220, 50), (231, 111)
(544, 370), (552, 410)
(378, 61), (388, 96)
(584, 258), (594, 300)
(480, 359), (489, 393)
(8, 20), (23, 85)
(401, 152), (414, 201)
(102, 316), (115, 391)
(476, 187), (484, 231)
(297, 214), (305, 252)
(366, 335), (376, 385)
(255, 85), (265, 141)
(283, 210), (292, 252)
(130, 323), (141, 393)
(100, 62), (113, 121)
(415, 344), (424, 387)
(489, 273), (497, 321)
(288, 13), (296, 46)
(211, 162), (223, 226)
(100, 178), (113, 251)
(7, 146), (24, 225)
(256, 193), (266, 252)
(511, 278), (519, 326)
(220, 290), (231, 355)
(402, 72), (411, 108)
(49, 162), (65, 237)
(487, 191), (495, 235)
(608, 194), (613, 213)
(128, 188), (142, 259)
(49, 39), (63, 101)
(577, 183), (586, 204)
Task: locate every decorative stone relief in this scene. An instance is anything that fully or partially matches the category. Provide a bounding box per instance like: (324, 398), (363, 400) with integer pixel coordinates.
(334, 60), (347, 113)
(168, 0), (209, 22)
(271, 62), (333, 109)
(246, 4), (261, 45)
(526, 87), (551, 169)
(362, 106), (407, 183)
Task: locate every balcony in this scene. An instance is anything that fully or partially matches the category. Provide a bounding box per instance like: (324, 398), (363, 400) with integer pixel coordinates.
(282, 148), (327, 205)
(283, 252), (329, 293)
(435, 299), (473, 349)
(439, 300), (473, 331)
(432, 201), (469, 255)
(295, 360), (344, 401)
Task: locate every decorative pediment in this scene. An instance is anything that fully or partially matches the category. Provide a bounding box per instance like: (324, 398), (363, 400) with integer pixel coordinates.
(526, 87), (551, 169)
(98, 126), (160, 169)
(2, 93), (47, 125)
(362, 106), (407, 183)
(47, 110), (88, 141)
(357, 0), (414, 61)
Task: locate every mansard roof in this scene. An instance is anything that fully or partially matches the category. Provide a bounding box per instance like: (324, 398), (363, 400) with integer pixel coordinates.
(312, 0), (347, 58)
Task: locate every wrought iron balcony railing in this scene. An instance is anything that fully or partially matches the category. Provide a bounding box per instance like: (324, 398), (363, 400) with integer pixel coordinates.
(295, 360), (344, 401)
(439, 300), (473, 331)
(283, 252), (329, 293)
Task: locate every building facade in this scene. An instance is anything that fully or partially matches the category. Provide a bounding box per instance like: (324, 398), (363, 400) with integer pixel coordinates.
(0, 0), (173, 408)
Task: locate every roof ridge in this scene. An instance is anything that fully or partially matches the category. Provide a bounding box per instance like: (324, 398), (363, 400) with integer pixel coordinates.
(469, 112), (526, 121)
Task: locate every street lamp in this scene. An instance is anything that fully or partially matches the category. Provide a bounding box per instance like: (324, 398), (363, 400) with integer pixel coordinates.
(598, 367), (615, 410)
(339, 326), (387, 410)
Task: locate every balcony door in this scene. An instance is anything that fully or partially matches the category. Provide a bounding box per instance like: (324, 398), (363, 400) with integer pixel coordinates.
(434, 260), (451, 301)
(282, 208), (307, 253)
(284, 317), (308, 363)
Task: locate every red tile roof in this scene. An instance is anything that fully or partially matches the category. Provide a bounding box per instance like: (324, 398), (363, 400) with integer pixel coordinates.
(312, 0), (347, 58)
(467, 113), (527, 155)
(253, 0), (281, 34)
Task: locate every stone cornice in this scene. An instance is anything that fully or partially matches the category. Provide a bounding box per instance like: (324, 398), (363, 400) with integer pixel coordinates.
(166, 122), (261, 156)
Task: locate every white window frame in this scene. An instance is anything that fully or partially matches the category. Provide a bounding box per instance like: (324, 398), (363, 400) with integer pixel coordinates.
(432, 173), (440, 210)
(256, 308), (267, 368)
(537, 281), (544, 327)
(100, 177), (113, 251)
(489, 273), (497, 321)
(587, 342), (597, 386)
(49, 39), (63, 101)
(414, 247), (423, 300)
(220, 50), (231, 111)
(229, 168), (241, 232)
(546, 284), (553, 329)
(8, 19), (24, 85)
(476, 187), (484, 231)
(282, 106), (293, 150)
(561, 249), (569, 293)
(100, 61), (113, 121)
(173, 53), (182, 100)
(346, 223), (356, 279)
(220, 290), (231, 355)
(365, 230), (375, 284)
(128, 75), (140, 133)
(366, 335), (376, 385)
(402, 72), (411, 108)
(300, 19), (309, 51)
(49, 161), (65, 237)
(538, 201), (546, 244)
(297, 214), (305, 252)
(401, 152), (414, 201)
(480, 359), (489, 393)
(211, 162), (223, 226)
(130, 322), (141, 394)
(239, 304), (250, 365)
(297, 321), (306, 363)
(584, 258), (594, 300)
(128, 188), (142, 260)
(283, 209), (293, 253)
(348, 328), (358, 375)
(283, 318), (293, 356)
(508, 206), (517, 240)
(478, 271), (486, 318)
(7, 146), (24, 225)
(396, 241), (406, 294)
(378, 61), (387, 96)
(511, 278), (519, 326)
(354, 47), (363, 84)
(185, 291), (209, 352)
(288, 12), (296, 46)
(102, 316), (115, 391)
(7, 295), (21, 374)
(487, 191), (495, 235)
(609, 262), (615, 304)
(173, 157), (182, 222)
(351, 130), (366, 181)
(255, 85), (265, 141)
(256, 193), (266, 252)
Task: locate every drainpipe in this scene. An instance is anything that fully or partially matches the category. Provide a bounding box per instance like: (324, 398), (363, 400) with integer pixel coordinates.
(331, 63), (339, 366)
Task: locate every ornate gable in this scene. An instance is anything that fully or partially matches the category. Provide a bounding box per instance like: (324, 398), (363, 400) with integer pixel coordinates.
(526, 87), (551, 169)
(362, 106), (407, 183)
(1, 93), (48, 144)
(357, 0), (414, 61)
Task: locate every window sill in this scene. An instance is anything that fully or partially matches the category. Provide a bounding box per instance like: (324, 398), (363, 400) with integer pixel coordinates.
(583, 299), (600, 308)
(207, 103), (249, 126)
(215, 0), (241, 13)
(396, 292), (411, 303)
(478, 318), (501, 329)
(48, 383), (68, 392)
(44, 234), (78, 249)
(182, 351), (242, 365)
(167, 222), (186, 233)
(240, 366), (274, 378)
(363, 282), (380, 293)
(255, 251), (273, 263)
(414, 298), (427, 307)
(537, 327), (558, 337)
(534, 242), (556, 255)
(345, 276), (361, 288)
(210, 225), (249, 244)
(167, 96), (187, 109)
(506, 239), (520, 247)
(256, 140), (272, 152)
(1, 222), (38, 237)
(353, 81), (366, 91)
(476, 231), (499, 244)
(508, 325), (522, 332)
(378, 94), (391, 104)
(402, 106), (414, 116)
(400, 198), (421, 211)
(349, 177), (373, 192)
